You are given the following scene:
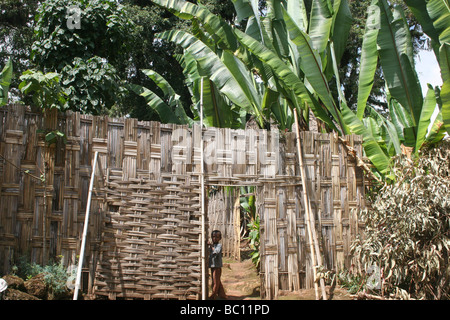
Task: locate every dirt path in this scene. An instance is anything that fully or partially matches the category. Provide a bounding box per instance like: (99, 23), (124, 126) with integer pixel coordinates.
(216, 254), (353, 300)
(221, 258), (261, 300)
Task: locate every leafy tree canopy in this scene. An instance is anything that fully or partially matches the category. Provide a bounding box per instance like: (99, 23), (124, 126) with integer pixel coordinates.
(31, 0), (133, 72)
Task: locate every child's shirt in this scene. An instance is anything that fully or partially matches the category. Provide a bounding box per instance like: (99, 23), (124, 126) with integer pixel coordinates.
(208, 243), (223, 268)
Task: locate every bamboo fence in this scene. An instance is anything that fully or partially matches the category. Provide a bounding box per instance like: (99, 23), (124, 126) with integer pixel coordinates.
(0, 104), (367, 299)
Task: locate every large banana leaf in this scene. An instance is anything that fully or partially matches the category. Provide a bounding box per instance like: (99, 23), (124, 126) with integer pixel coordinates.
(341, 103), (391, 174)
(287, 0), (309, 32)
(366, 105), (402, 156)
(282, 7), (345, 132)
(131, 69), (193, 125)
(233, 27), (339, 132)
(404, 0), (441, 54)
(377, 0), (423, 127)
(130, 83), (185, 124)
(415, 84), (440, 152)
(232, 0), (253, 23)
(263, 87), (294, 131)
(152, 0), (238, 51)
(388, 97), (413, 143)
(356, 3), (380, 119)
(404, 0), (450, 132)
(439, 43), (450, 135)
(179, 52), (242, 128)
(0, 59), (13, 107)
(158, 29), (264, 127)
(330, 0), (353, 65)
(142, 69), (177, 98)
(426, 0), (450, 44)
(201, 79), (243, 128)
(425, 97), (447, 145)
(308, 0), (333, 55)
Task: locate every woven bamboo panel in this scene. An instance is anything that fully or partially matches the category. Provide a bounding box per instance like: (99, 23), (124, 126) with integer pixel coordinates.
(207, 187), (240, 260)
(93, 173), (202, 300)
(258, 131), (366, 299)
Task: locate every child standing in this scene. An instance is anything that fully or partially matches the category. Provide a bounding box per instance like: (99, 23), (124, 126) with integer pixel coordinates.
(208, 230), (227, 300)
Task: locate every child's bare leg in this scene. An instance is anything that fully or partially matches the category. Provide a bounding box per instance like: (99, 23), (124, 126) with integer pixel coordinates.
(214, 268), (227, 299)
(209, 268), (219, 299)
(218, 281), (227, 299)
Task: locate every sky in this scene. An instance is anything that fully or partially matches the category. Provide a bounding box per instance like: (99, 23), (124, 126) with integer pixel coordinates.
(415, 49), (442, 94)
(414, 49), (446, 136)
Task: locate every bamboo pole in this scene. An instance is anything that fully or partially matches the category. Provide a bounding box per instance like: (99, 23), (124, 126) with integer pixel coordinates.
(306, 180), (328, 300)
(293, 109), (327, 300)
(200, 77), (207, 300)
(73, 151), (99, 300)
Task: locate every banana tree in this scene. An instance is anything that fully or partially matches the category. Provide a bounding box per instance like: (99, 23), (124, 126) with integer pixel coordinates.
(404, 0), (450, 137)
(356, 0), (448, 160)
(149, 0), (396, 175)
(149, 0), (446, 177)
(151, 0), (354, 131)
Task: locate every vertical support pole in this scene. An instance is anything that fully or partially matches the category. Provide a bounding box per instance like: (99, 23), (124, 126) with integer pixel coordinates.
(73, 151), (99, 300)
(294, 110), (319, 300)
(294, 109), (327, 300)
(200, 77), (207, 300)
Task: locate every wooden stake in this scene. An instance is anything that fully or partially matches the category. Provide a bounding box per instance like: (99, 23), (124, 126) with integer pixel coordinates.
(293, 109), (327, 300)
(73, 151), (99, 300)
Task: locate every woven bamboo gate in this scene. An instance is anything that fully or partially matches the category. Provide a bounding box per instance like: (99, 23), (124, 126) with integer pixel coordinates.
(0, 104), (366, 299)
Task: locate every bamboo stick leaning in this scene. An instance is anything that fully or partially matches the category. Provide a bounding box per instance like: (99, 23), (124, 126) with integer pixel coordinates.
(293, 109), (327, 300)
(73, 151), (99, 300)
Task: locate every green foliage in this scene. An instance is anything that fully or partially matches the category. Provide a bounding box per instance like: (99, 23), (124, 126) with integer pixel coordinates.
(240, 186), (256, 222)
(31, 0), (133, 71)
(0, 0), (37, 99)
(40, 259), (74, 295)
(29, 0), (132, 115)
(337, 269), (367, 294)
(19, 69), (67, 111)
(351, 141), (450, 299)
(0, 59), (13, 106)
(37, 129), (68, 146)
(13, 255), (75, 296)
(246, 215), (260, 269)
(61, 56), (126, 115)
(129, 69), (193, 125)
(151, 0), (447, 180)
(19, 69), (68, 146)
(351, 0), (448, 178)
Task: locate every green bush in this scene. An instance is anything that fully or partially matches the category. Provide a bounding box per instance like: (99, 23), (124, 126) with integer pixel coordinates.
(13, 255), (74, 296)
(351, 141), (450, 299)
(246, 215), (260, 269)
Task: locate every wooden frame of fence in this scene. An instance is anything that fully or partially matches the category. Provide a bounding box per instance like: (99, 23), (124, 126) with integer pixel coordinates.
(0, 105), (366, 299)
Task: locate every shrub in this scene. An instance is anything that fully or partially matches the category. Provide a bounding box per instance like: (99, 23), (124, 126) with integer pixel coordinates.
(13, 255), (75, 297)
(246, 215), (260, 269)
(351, 141), (450, 299)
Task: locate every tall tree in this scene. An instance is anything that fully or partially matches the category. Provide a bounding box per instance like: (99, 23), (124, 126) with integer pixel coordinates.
(0, 0), (38, 100)
(30, 0), (134, 114)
